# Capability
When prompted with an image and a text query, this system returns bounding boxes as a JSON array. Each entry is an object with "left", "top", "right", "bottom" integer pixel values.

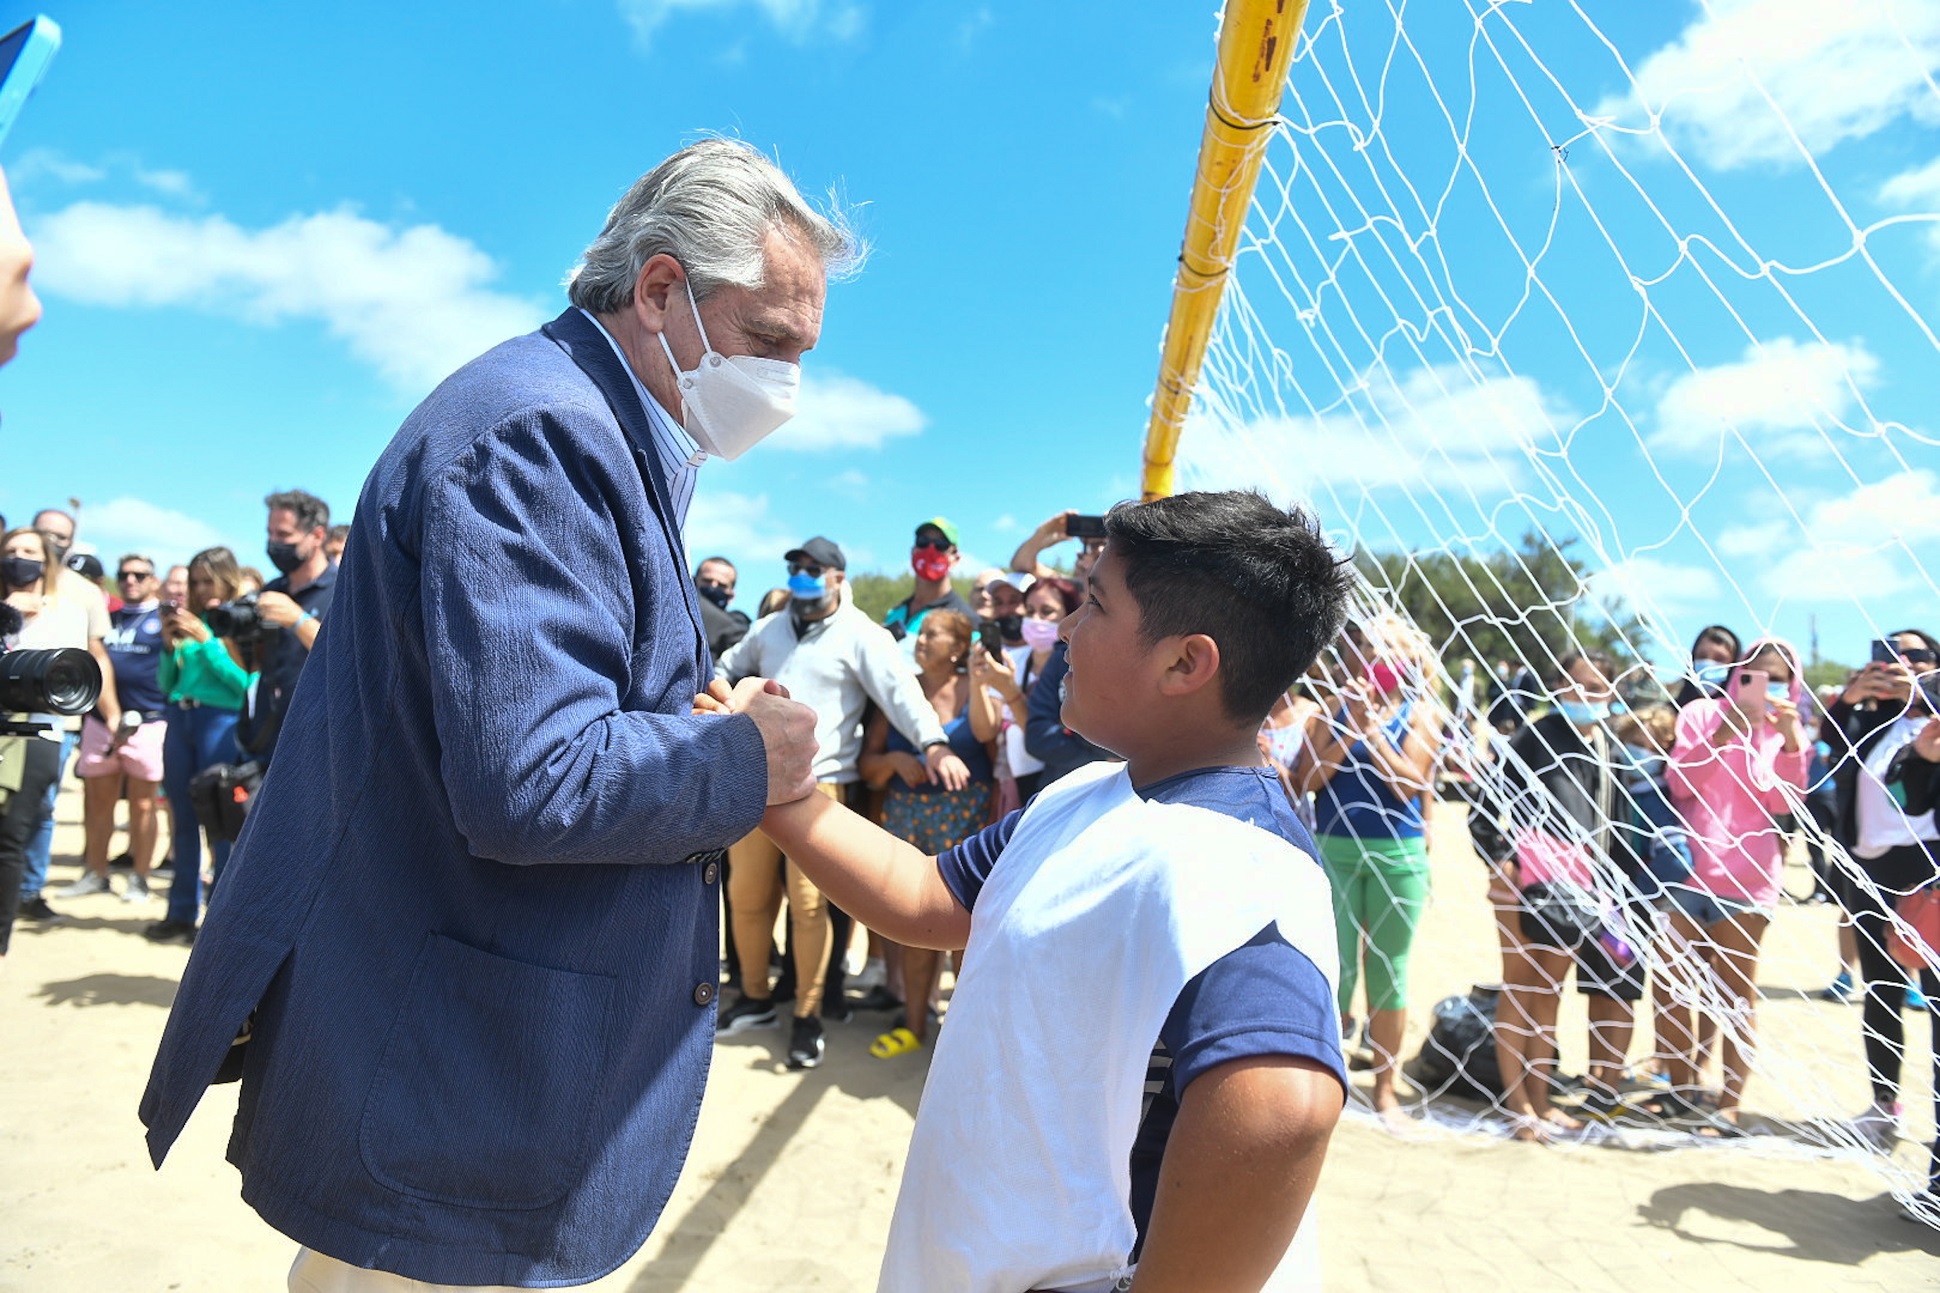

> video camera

[{"left": 0, "top": 601, "right": 103, "bottom": 734}]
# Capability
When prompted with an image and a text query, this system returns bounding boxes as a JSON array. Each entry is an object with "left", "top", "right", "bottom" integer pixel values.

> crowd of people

[{"left": 0, "top": 492, "right": 342, "bottom": 952}]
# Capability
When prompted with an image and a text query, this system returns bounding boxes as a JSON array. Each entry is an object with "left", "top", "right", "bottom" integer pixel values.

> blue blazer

[{"left": 140, "top": 309, "right": 770, "bottom": 1286}]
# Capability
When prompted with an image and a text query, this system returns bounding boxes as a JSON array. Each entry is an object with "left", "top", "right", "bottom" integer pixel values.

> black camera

[
  {"left": 0, "top": 645, "right": 101, "bottom": 717},
  {"left": 207, "top": 591, "right": 266, "bottom": 644}
]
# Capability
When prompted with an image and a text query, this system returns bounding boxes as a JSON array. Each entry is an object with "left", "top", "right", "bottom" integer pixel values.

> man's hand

[
  {"left": 254, "top": 590, "right": 304, "bottom": 629},
  {"left": 924, "top": 745, "right": 971, "bottom": 791},
  {"left": 728, "top": 676, "right": 818, "bottom": 805},
  {"left": 0, "top": 168, "right": 40, "bottom": 367}
]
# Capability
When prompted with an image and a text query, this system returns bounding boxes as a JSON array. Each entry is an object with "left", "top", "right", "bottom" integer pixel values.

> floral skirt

[{"left": 883, "top": 783, "right": 991, "bottom": 855}]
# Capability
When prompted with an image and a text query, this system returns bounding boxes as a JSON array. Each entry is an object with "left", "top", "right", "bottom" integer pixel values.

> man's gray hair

[{"left": 567, "top": 139, "right": 864, "bottom": 313}]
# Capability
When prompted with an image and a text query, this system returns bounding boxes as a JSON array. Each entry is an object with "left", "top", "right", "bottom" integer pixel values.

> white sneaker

[
  {"left": 121, "top": 874, "right": 151, "bottom": 903},
  {"left": 55, "top": 871, "right": 111, "bottom": 899},
  {"left": 1850, "top": 1101, "right": 1902, "bottom": 1152},
  {"left": 851, "top": 957, "right": 887, "bottom": 992}
]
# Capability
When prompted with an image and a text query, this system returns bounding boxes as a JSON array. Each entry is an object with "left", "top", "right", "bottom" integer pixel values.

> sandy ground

[{"left": 4, "top": 789, "right": 1939, "bottom": 1292}]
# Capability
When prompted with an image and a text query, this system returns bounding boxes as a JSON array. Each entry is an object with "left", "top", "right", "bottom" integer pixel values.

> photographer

[
  {"left": 5, "top": 525, "right": 119, "bottom": 925},
  {"left": 145, "top": 547, "right": 250, "bottom": 945},
  {"left": 239, "top": 490, "right": 335, "bottom": 767}
]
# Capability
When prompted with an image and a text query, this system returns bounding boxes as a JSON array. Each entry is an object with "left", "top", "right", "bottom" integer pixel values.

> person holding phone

[
  {"left": 1010, "top": 509, "right": 1110, "bottom": 590},
  {"left": 1820, "top": 627, "right": 1940, "bottom": 1160},
  {"left": 1653, "top": 638, "right": 1810, "bottom": 1132}
]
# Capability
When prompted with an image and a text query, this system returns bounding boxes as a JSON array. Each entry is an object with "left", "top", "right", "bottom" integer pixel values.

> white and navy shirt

[
  {"left": 880, "top": 761, "right": 1343, "bottom": 1293},
  {"left": 576, "top": 307, "right": 701, "bottom": 525}
]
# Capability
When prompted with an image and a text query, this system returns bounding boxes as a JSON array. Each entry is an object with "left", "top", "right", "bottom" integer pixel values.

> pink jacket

[{"left": 1668, "top": 642, "right": 1811, "bottom": 907}]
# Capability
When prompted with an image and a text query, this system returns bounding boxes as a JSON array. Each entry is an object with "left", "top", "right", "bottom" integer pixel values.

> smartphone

[
  {"left": 1066, "top": 513, "right": 1107, "bottom": 540},
  {"left": 1872, "top": 639, "right": 1901, "bottom": 666},
  {"left": 1729, "top": 667, "right": 1770, "bottom": 721},
  {"left": 0, "top": 17, "right": 60, "bottom": 151},
  {"left": 978, "top": 619, "right": 1006, "bottom": 662}
]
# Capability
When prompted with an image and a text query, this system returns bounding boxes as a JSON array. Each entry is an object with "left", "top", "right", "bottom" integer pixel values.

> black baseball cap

[
  {"left": 65, "top": 552, "right": 105, "bottom": 580},
  {"left": 783, "top": 536, "right": 846, "bottom": 571}
]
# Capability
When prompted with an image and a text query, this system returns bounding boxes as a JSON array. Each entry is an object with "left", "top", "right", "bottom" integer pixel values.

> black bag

[
  {"left": 1412, "top": 985, "right": 1504, "bottom": 1100},
  {"left": 187, "top": 761, "right": 264, "bottom": 843}
]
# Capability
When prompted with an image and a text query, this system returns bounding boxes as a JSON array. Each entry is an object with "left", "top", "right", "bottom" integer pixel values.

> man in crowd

[
  {"left": 695, "top": 554, "right": 750, "bottom": 667},
  {"left": 142, "top": 139, "right": 842, "bottom": 1289},
  {"left": 324, "top": 524, "right": 350, "bottom": 564},
  {"left": 16, "top": 504, "right": 118, "bottom": 924},
  {"left": 717, "top": 535, "right": 969, "bottom": 1068},
  {"left": 1009, "top": 508, "right": 1107, "bottom": 590},
  {"left": 239, "top": 489, "right": 336, "bottom": 767},
  {"left": 883, "top": 516, "right": 973, "bottom": 660},
  {"left": 57, "top": 555, "right": 168, "bottom": 903}
]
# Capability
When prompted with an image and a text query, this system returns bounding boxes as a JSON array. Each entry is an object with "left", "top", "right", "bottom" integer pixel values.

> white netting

[{"left": 1176, "top": 0, "right": 1940, "bottom": 1211}]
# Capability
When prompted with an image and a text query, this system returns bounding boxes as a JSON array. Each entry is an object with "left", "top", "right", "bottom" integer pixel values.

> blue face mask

[
  {"left": 1556, "top": 699, "right": 1610, "bottom": 727},
  {"left": 1694, "top": 661, "right": 1731, "bottom": 686},
  {"left": 786, "top": 570, "right": 827, "bottom": 601},
  {"left": 1622, "top": 743, "right": 1659, "bottom": 765},
  {"left": 1767, "top": 682, "right": 1790, "bottom": 702}
]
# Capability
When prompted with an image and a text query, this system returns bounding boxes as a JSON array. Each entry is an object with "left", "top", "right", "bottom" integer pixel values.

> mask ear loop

[{"left": 655, "top": 275, "right": 715, "bottom": 376}]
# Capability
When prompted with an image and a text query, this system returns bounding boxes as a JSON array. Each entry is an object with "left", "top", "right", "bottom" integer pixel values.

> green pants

[{"left": 1316, "top": 833, "right": 1431, "bottom": 1014}]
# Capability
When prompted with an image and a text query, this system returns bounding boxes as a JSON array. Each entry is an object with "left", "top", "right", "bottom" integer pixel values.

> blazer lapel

[{"left": 541, "top": 309, "right": 708, "bottom": 669}]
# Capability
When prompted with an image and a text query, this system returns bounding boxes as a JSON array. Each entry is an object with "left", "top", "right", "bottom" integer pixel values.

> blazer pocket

[{"left": 359, "top": 932, "right": 615, "bottom": 1210}]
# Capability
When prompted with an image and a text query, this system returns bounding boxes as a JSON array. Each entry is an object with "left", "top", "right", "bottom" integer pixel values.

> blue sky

[{"left": 1, "top": 0, "right": 1934, "bottom": 671}]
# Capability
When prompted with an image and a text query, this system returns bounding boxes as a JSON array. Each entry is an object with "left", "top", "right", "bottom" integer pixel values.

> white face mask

[{"left": 656, "top": 278, "right": 800, "bottom": 462}]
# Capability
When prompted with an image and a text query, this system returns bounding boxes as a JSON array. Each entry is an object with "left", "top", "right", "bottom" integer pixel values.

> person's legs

[
  {"left": 196, "top": 710, "right": 239, "bottom": 893},
  {"left": 1359, "top": 839, "right": 1430, "bottom": 1111},
  {"left": 1706, "top": 910, "right": 1769, "bottom": 1121},
  {"left": 0, "top": 737, "right": 61, "bottom": 955},
  {"left": 900, "top": 947, "right": 943, "bottom": 1045},
  {"left": 160, "top": 708, "right": 204, "bottom": 926},
  {"left": 1315, "top": 835, "right": 1366, "bottom": 1024},
  {"left": 1495, "top": 938, "right": 1576, "bottom": 1139},
  {"left": 125, "top": 779, "right": 161, "bottom": 878},
  {"left": 1653, "top": 907, "right": 1710, "bottom": 1094},
  {"left": 727, "top": 832, "right": 784, "bottom": 1000},
  {"left": 19, "top": 727, "right": 78, "bottom": 901},
  {"left": 783, "top": 858, "right": 830, "bottom": 1018},
  {"left": 80, "top": 769, "right": 122, "bottom": 878}
]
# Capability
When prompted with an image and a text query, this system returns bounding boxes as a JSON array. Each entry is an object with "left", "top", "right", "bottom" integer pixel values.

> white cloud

[
  {"left": 991, "top": 513, "right": 1018, "bottom": 534},
  {"left": 31, "top": 201, "right": 546, "bottom": 396},
  {"left": 1588, "top": 555, "right": 1723, "bottom": 619},
  {"left": 1879, "top": 156, "right": 1940, "bottom": 208},
  {"left": 682, "top": 489, "right": 799, "bottom": 572},
  {"left": 1648, "top": 338, "right": 1879, "bottom": 458},
  {"left": 1720, "top": 469, "right": 1940, "bottom": 599},
  {"left": 1592, "top": 0, "right": 1940, "bottom": 170},
  {"left": 11, "top": 148, "right": 103, "bottom": 186},
  {"left": 10, "top": 149, "right": 203, "bottom": 201},
  {"left": 72, "top": 497, "right": 233, "bottom": 570},
  {"left": 764, "top": 369, "right": 925, "bottom": 452},
  {"left": 956, "top": 7, "right": 993, "bottom": 52},
  {"left": 1179, "top": 364, "right": 1564, "bottom": 499},
  {"left": 618, "top": 0, "right": 865, "bottom": 49}
]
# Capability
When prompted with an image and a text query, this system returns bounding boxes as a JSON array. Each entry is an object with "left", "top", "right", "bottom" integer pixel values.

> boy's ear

[{"left": 1156, "top": 633, "right": 1223, "bottom": 701}]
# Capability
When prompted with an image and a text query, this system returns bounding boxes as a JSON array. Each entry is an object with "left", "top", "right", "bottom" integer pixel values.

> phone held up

[
  {"left": 977, "top": 618, "right": 1006, "bottom": 664},
  {"left": 1728, "top": 667, "right": 1770, "bottom": 723},
  {"left": 1065, "top": 513, "right": 1107, "bottom": 541},
  {"left": 1872, "top": 639, "right": 1902, "bottom": 666},
  {"left": 0, "top": 17, "right": 59, "bottom": 151}
]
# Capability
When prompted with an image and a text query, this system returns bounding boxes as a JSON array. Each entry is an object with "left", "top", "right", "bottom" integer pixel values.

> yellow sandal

[{"left": 869, "top": 1027, "right": 922, "bottom": 1059}]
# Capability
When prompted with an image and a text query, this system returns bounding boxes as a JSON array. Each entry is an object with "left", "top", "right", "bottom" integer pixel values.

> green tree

[
  {"left": 845, "top": 571, "right": 976, "bottom": 624},
  {"left": 1353, "top": 531, "right": 1648, "bottom": 682}
]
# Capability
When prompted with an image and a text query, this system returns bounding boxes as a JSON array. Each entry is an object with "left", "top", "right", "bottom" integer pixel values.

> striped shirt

[{"left": 576, "top": 308, "right": 701, "bottom": 525}]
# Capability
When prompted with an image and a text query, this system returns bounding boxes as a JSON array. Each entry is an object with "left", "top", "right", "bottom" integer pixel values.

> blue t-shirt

[
  {"left": 886, "top": 707, "right": 994, "bottom": 789},
  {"left": 1312, "top": 700, "right": 1424, "bottom": 840},
  {"left": 102, "top": 602, "right": 167, "bottom": 715},
  {"left": 935, "top": 763, "right": 1345, "bottom": 1253}
]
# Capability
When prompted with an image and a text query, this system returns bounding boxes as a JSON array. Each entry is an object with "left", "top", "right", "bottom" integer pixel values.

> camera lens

[{"left": 0, "top": 647, "right": 103, "bottom": 715}]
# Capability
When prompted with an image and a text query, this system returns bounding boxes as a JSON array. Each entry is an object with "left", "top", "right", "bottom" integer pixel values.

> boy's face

[{"left": 1058, "top": 545, "right": 1161, "bottom": 752}]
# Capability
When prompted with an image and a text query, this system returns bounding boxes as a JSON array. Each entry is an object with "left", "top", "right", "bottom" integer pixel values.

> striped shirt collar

[{"left": 576, "top": 307, "right": 702, "bottom": 525}]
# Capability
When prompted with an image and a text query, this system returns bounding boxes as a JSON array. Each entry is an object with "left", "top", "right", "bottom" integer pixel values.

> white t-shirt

[
  {"left": 12, "top": 591, "right": 96, "bottom": 731},
  {"left": 1000, "top": 644, "right": 1046, "bottom": 778},
  {"left": 1854, "top": 715, "right": 1939, "bottom": 858}
]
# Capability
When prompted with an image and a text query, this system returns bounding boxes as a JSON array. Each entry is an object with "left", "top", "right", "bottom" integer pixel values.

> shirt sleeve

[
  {"left": 934, "top": 808, "right": 1023, "bottom": 910},
  {"left": 1160, "top": 924, "right": 1347, "bottom": 1096}
]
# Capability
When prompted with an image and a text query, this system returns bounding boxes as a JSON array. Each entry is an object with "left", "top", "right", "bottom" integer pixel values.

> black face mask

[
  {"left": 1, "top": 556, "right": 43, "bottom": 589},
  {"left": 266, "top": 540, "right": 306, "bottom": 575},
  {"left": 696, "top": 582, "right": 733, "bottom": 611}
]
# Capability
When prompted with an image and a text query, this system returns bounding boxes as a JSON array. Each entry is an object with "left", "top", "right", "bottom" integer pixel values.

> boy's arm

[
  {"left": 1130, "top": 1055, "right": 1342, "bottom": 1293},
  {"left": 760, "top": 790, "right": 972, "bottom": 950}
]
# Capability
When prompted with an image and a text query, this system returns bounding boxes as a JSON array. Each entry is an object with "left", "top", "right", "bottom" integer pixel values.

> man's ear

[
  {"left": 632, "top": 253, "right": 685, "bottom": 335},
  {"left": 1156, "top": 633, "right": 1223, "bottom": 701}
]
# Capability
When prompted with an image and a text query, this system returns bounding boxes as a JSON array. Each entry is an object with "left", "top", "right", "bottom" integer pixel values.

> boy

[{"left": 729, "top": 491, "right": 1355, "bottom": 1292}]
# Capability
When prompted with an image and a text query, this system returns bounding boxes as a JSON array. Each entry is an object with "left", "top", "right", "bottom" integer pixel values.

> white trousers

[{"left": 288, "top": 1248, "right": 540, "bottom": 1293}]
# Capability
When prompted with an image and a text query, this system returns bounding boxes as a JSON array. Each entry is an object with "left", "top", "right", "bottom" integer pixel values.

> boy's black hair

[{"left": 1103, "top": 491, "right": 1354, "bottom": 723}]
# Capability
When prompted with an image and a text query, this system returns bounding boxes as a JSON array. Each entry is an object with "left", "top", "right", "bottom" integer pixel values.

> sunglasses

[
  {"left": 913, "top": 536, "right": 952, "bottom": 552},
  {"left": 117, "top": 569, "right": 155, "bottom": 582},
  {"left": 1904, "top": 647, "right": 1939, "bottom": 665},
  {"left": 787, "top": 562, "right": 825, "bottom": 578}
]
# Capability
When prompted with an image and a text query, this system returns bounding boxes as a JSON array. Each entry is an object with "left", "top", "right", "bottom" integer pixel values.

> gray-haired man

[{"left": 142, "top": 140, "right": 853, "bottom": 1291}]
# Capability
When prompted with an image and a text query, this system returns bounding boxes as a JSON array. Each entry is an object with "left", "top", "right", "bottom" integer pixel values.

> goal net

[{"left": 1171, "top": 0, "right": 1940, "bottom": 1210}]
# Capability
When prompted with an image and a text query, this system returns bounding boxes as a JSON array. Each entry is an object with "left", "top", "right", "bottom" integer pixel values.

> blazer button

[
  {"left": 703, "top": 860, "right": 720, "bottom": 885},
  {"left": 693, "top": 981, "right": 716, "bottom": 1007}
]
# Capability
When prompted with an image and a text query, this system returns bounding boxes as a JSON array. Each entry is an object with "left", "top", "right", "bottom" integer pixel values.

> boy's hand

[
  {"left": 693, "top": 679, "right": 733, "bottom": 716},
  {"left": 720, "top": 676, "right": 819, "bottom": 805}
]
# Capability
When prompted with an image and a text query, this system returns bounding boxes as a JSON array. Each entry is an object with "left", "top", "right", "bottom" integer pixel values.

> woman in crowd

[
  {"left": 1885, "top": 711, "right": 1940, "bottom": 1218},
  {"left": 1261, "top": 672, "right": 1324, "bottom": 832},
  {"left": 144, "top": 546, "right": 252, "bottom": 945},
  {"left": 859, "top": 609, "right": 994, "bottom": 1058},
  {"left": 1822, "top": 629, "right": 1940, "bottom": 1175},
  {"left": 1653, "top": 638, "right": 1810, "bottom": 1132},
  {"left": 1, "top": 526, "right": 113, "bottom": 930},
  {"left": 1300, "top": 616, "right": 1439, "bottom": 1122},
  {"left": 978, "top": 575, "right": 1078, "bottom": 805},
  {"left": 1471, "top": 649, "right": 1643, "bottom": 1140},
  {"left": 1675, "top": 624, "right": 1742, "bottom": 709}
]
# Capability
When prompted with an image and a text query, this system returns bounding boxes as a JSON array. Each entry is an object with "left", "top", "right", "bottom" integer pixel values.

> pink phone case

[{"left": 1730, "top": 667, "right": 1769, "bottom": 719}]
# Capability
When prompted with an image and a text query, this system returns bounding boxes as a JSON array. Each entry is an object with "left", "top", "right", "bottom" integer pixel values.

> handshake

[{"left": 693, "top": 677, "right": 972, "bottom": 803}]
